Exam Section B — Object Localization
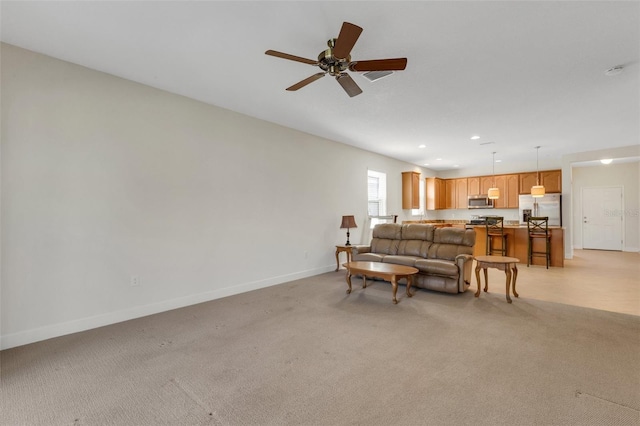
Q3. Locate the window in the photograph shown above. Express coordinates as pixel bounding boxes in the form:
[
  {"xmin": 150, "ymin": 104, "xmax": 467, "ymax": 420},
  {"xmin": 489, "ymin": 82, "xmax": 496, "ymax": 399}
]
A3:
[
  {"xmin": 367, "ymin": 170, "xmax": 387, "ymax": 228},
  {"xmin": 411, "ymin": 178, "xmax": 425, "ymax": 216}
]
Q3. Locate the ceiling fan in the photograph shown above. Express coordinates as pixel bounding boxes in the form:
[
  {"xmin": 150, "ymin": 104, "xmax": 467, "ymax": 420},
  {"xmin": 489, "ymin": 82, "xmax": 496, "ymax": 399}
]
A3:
[{"xmin": 265, "ymin": 22, "xmax": 407, "ymax": 97}]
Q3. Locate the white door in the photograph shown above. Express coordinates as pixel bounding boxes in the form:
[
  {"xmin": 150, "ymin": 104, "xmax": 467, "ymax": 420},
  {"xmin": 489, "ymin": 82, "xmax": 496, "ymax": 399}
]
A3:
[{"xmin": 582, "ymin": 187, "xmax": 623, "ymax": 250}]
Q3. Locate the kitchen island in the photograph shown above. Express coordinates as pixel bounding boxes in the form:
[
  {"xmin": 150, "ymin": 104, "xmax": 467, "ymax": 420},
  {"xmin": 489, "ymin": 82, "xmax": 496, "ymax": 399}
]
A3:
[{"xmin": 471, "ymin": 225, "xmax": 564, "ymax": 267}]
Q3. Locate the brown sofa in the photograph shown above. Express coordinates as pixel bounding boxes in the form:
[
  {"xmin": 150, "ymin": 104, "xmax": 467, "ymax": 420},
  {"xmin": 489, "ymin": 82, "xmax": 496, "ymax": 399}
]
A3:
[{"xmin": 351, "ymin": 223, "xmax": 476, "ymax": 294}]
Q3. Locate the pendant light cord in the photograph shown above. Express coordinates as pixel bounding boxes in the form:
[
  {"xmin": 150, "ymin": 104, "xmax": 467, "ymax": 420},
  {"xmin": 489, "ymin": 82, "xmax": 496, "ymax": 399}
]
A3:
[{"xmin": 535, "ymin": 146, "xmax": 540, "ymax": 185}]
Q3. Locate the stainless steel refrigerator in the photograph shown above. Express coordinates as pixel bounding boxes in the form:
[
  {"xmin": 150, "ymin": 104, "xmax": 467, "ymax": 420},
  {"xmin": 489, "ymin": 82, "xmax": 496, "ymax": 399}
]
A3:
[{"xmin": 518, "ymin": 193, "xmax": 562, "ymax": 226}]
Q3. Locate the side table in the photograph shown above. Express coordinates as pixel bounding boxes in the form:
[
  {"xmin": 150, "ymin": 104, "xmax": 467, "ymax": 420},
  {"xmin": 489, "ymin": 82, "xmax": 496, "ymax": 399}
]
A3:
[
  {"xmin": 474, "ymin": 255, "xmax": 520, "ymax": 303},
  {"xmin": 335, "ymin": 245, "xmax": 353, "ymax": 271}
]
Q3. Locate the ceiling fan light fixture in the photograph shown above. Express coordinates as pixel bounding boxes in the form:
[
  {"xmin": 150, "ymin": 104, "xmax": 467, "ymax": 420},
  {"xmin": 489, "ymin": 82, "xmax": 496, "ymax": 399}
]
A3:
[{"xmin": 362, "ymin": 70, "xmax": 394, "ymax": 82}]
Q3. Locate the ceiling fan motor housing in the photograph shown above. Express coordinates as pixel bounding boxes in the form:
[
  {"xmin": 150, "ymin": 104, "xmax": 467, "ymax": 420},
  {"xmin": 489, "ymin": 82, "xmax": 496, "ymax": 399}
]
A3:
[{"xmin": 318, "ymin": 40, "xmax": 350, "ymax": 76}]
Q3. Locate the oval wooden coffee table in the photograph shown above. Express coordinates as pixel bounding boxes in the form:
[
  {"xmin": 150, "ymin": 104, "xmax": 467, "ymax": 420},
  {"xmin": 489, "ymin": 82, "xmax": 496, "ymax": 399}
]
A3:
[
  {"xmin": 343, "ymin": 261, "xmax": 418, "ymax": 304},
  {"xmin": 474, "ymin": 255, "xmax": 520, "ymax": 303}
]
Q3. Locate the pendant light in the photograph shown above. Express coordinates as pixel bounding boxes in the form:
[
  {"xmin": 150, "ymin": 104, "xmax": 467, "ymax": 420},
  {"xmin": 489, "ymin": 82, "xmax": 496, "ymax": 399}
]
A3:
[
  {"xmin": 487, "ymin": 151, "xmax": 500, "ymax": 200},
  {"xmin": 531, "ymin": 146, "xmax": 545, "ymax": 198}
]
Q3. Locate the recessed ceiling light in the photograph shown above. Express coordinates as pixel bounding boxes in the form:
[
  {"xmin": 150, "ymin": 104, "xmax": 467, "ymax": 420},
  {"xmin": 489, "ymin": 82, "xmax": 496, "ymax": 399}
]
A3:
[
  {"xmin": 436, "ymin": 158, "xmax": 442, "ymax": 161},
  {"xmin": 600, "ymin": 158, "xmax": 613, "ymax": 164},
  {"xmin": 605, "ymin": 66, "xmax": 624, "ymax": 77},
  {"xmin": 470, "ymin": 135, "xmax": 480, "ymax": 140},
  {"xmin": 418, "ymin": 144, "xmax": 426, "ymax": 148},
  {"xmin": 495, "ymin": 159, "xmax": 502, "ymax": 163},
  {"xmin": 424, "ymin": 163, "xmax": 430, "ymax": 166},
  {"xmin": 453, "ymin": 165, "xmax": 459, "ymax": 168}
]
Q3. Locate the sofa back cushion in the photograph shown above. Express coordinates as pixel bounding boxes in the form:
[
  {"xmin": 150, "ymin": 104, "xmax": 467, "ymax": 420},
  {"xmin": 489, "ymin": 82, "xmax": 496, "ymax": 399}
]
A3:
[
  {"xmin": 396, "ymin": 224, "xmax": 434, "ymax": 257},
  {"xmin": 428, "ymin": 228, "xmax": 476, "ymax": 260},
  {"xmin": 370, "ymin": 223, "xmax": 402, "ymax": 255},
  {"xmin": 401, "ymin": 224, "xmax": 435, "ymax": 241}
]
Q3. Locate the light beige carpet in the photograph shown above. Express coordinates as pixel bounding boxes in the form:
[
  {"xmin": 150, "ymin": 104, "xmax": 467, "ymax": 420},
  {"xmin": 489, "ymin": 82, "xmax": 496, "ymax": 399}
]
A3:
[{"xmin": 1, "ymin": 271, "xmax": 639, "ymax": 425}]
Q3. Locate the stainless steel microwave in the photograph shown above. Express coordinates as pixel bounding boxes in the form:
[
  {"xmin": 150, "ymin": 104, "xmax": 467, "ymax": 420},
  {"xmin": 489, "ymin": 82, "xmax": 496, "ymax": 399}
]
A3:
[{"xmin": 468, "ymin": 195, "xmax": 494, "ymax": 209}]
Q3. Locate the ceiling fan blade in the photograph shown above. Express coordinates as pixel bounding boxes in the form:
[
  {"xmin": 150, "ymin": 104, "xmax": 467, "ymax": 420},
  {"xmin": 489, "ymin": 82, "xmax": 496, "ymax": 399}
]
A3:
[
  {"xmin": 349, "ymin": 58, "xmax": 408, "ymax": 72},
  {"xmin": 286, "ymin": 73, "xmax": 326, "ymax": 91},
  {"xmin": 333, "ymin": 22, "xmax": 363, "ymax": 59},
  {"xmin": 336, "ymin": 73, "xmax": 363, "ymax": 97},
  {"xmin": 265, "ymin": 50, "xmax": 318, "ymax": 65}
]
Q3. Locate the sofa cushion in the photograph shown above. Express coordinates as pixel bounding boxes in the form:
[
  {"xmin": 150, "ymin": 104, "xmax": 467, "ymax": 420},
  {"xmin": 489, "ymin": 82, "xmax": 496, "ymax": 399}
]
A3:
[
  {"xmin": 351, "ymin": 253, "xmax": 386, "ymax": 262},
  {"xmin": 415, "ymin": 258, "xmax": 459, "ymax": 277},
  {"xmin": 397, "ymin": 239, "xmax": 431, "ymax": 258},
  {"xmin": 401, "ymin": 224, "xmax": 434, "ymax": 241},
  {"xmin": 370, "ymin": 238, "xmax": 399, "ymax": 255},
  {"xmin": 382, "ymin": 255, "xmax": 421, "ymax": 267},
  {"xmin": 428, "ymin": 228, "xmax": 475, "ymax": 260},
  {"xmin": 373, "ymin": 223, "xmax": 402, "ymax": 240}
]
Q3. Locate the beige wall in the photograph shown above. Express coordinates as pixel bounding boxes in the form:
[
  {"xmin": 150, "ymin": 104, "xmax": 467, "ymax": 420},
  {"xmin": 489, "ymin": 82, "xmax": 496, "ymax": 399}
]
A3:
[{"xmin": 0, "ymin": 44, "xmax": 429, "ymax": 349}]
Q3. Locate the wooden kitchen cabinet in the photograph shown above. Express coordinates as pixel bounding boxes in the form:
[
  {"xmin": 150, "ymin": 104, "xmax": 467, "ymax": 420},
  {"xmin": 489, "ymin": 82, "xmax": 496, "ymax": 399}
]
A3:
[
  {"xmin": 467, "ymin": 176, "xmax": 480, "ymax": 195},
  {"xmin": 480, "ymin": 176, "xmax": 495, "ymax": 195},
  {"xmin": 519, "ymin": 172, "xmax": 538, "ymax": 194},
  {"xmin": 455, "ymin": 178, "xmax": 468, "ymax": 209},
  {"xmin": 493, "ymin": 174, "xmax": 519, "ymax": 208},
  {"xmin": 426, "ymin": 177, "xmax": 446, "ymax": 210},
  {"xmin": 541, "ymin": 170, "xmax": 562, "ymax": 193},
  {"xmin": 402, "ymin": 171, "xmax": 420, "ymax": 209},
  {"xmin": 445, "ymin": 179, "xmax": 455, "ymax": 209},
  {"xmin": 505, "ymin": 174, "xmax": 519, "ymax": 207},
  {"xmin": 520, "ymin": 170, "xmax": 561, "ymax": 194}
]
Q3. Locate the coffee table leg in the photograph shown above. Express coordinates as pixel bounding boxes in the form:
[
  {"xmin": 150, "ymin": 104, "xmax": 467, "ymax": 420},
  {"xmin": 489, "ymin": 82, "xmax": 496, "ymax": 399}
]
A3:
[
  {"xmin": 504, "ymin": 267, "xmax": 512, "ymax": 303},
  {"xmin": 362, "ymin": 275, "xmax": 367, "ymax": 288},
  {"xmin": 391, "ymin": 276, "xmax": 398, "ymax": 304},
  {"xmin": 475, "ymin": 263, "xmax": 481, "ymax": 297},
  {"xmin": 406, "ymin": 275, "xmax": 414, "ymax": 298},
  {"xmin": 512, "ymin": 264, "xmax": 519, "ymax": 298},
  {"xmin": 345, "ymin": 269, "xmax": 352, "ymax": 294}
]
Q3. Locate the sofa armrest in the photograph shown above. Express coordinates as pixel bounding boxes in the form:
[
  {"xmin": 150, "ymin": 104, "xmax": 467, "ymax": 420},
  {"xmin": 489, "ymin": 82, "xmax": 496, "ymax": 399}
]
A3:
[
  {"xmin": 455, "ymin": 254, "xmax": 473, "ymax": 263},
  {"xmin": 350, "ymin": 245, "xmax": 370, "ymax": 255},
  {"xmin": 455, "ymin": 254, "xmax": 474, "ymax": 292}
]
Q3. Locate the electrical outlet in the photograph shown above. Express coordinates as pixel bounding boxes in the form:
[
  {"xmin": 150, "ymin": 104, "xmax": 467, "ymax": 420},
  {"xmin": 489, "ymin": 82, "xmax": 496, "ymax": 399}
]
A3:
[{"xmin": 130, "ymin": 275, "xmax": 140, "ymax": 287}]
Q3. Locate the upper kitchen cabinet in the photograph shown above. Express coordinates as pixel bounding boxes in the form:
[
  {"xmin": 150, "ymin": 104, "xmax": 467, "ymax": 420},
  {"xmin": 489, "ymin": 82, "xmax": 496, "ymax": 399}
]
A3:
[
  {"xmin": 467, "ymin": 176, "xmax": 480, "ymax": 195},
  {"xmin": 402, "ymin": 171, "xmax": 420, "ymax": 209},
  {"xmin": 519, "ymin": 172, "xmax": 538, "ymax": 194},
  {"xmin": 519, "ymin": 170, "xmax": 561, "ymax": 194},
  {"xmin": 540, "ymin": 170, "xmax": 562, "ymax": 193},
  {"xmin": 480, "ymin": 176, "xmax": 495, "ymax": 195},
  {"xmin": 493, "ymin": 174, "xmax": 519, "ymax": 208},
  {"xmin": 455, "ymin": 178, "xmax": 468, "ymax": 209},
  {"xmin": 445, "ymin": 179, "xmax": 455, "ymax": 209},
  {"xmin": 426, "ymin": 177, "xmax": 446, "ymax": 210}
]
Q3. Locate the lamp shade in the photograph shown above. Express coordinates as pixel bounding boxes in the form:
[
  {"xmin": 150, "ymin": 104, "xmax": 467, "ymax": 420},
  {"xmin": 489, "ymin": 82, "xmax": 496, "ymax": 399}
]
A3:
[
  {"xmin": 340, "ymin": 215, "xmax": 357, "ymax": 229},
  {"xmin": 531, "ymin": 185, "xmax": 545, "ymax": 198},
  {"xmin": 487, "ymin": 187, "xmax": 500, "ymax": 200}
]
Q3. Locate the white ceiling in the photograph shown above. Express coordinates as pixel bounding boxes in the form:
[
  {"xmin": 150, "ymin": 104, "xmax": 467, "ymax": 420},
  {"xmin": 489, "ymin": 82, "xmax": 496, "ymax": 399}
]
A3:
[{"xmin": 1, "ymin": 1, "xmax": 638, "ymax": 172}]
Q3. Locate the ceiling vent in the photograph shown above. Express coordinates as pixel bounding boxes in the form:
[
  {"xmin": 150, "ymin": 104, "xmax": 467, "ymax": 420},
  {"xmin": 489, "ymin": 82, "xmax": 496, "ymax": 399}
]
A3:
[{"xmin": 362, "ymin": 70, "xmax": 394, "ymax": 82}]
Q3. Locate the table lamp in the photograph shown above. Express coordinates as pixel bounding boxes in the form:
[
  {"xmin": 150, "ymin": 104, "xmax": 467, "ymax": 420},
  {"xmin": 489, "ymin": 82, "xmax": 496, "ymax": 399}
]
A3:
[{"xmin": 340, "ymin": 215, "xmax": 357, "ymax": 246}]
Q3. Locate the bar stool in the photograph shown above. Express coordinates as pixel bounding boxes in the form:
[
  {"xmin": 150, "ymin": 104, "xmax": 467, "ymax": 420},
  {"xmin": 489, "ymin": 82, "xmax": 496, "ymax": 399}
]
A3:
[
  {"xmin": 485, "ymin": 216, "xmax": 507, "ymax": 256},
  {"xmin": 527, "ymin": 216, "xmax": 551, "ymax": 268}
]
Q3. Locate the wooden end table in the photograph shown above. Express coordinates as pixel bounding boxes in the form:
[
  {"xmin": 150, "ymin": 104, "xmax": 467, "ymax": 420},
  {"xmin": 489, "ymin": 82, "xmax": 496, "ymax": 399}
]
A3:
[
  {"xmin": 343, "ymin": 261, "xmax": 418, "ymax": 304},
  {"xmin": 474, "ymin": 255, "xmax": 520, "ymax": 303},
  {"xmin": 335, "ymin": 245, "xmax": 353, "ymax": 271}
]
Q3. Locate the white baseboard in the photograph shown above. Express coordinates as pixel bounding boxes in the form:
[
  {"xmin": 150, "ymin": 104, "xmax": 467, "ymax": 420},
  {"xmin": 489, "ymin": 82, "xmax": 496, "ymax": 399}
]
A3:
[
  {"xmin": 0, "ymin": 265, "xmax": 334, "ymax": 350},
  {"xmin": 623, "ymin": 247, "xmax": 639, "ymax": 252}
]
